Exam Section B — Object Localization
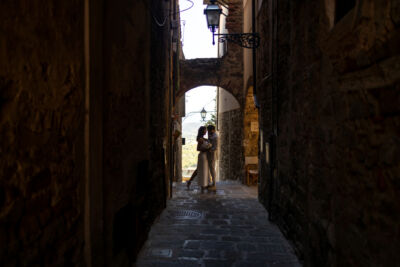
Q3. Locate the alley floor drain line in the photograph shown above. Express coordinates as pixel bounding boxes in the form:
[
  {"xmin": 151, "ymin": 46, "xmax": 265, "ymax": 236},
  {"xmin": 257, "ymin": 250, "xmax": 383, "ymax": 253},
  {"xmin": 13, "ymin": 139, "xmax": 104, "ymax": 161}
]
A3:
[{"xmin": 168, "ymin": 209, "xmax": 203, "ymax": 219}]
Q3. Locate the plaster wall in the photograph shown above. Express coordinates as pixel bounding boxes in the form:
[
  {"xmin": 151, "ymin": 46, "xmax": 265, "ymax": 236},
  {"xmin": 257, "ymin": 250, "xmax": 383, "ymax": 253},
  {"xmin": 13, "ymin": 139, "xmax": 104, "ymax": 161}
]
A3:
[
  {"xmin": 243, "ymin": 0, "xmax": 253, "ymax": 93},
  {"xmin": 218, "ymin": 87, "xmax": 240, "ymax": 113}
]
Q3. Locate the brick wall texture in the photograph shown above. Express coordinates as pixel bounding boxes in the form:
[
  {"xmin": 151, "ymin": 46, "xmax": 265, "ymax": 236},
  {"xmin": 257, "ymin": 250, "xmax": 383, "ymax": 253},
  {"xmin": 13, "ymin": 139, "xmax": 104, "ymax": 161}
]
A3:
[{"xmin": 257, "ymin": 0, "xmax": 400, "ymax": 266}]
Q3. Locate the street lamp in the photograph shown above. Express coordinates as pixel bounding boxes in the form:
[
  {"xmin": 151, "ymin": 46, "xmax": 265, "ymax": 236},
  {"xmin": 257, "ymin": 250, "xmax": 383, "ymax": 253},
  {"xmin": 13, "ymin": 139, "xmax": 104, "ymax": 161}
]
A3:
[
  {"xmin": 204, "ymin": 0, "xmax": 260, "ymax": 48},
  {"xmin": 204, "ymin": 0, "xmax": 260, "ymax": 108},
  {"xmin": 200, "ymin": 108, "xmax": 207, "ymax": 121},
  {"xmin": 204, "ymin": 2, "xmax": 222, "ymax": 45}
]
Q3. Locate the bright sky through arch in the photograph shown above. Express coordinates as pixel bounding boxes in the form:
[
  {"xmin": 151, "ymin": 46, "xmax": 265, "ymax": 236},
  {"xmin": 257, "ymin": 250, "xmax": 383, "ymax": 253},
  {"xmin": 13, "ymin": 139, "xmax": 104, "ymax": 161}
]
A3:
[
  {"xmin": 180, "ymin": 0, "xmax": 217, "ymax": 59},
  {"xmin": 179, "ymin": 0, "xmax": 218, "ymax": 124},
  {"xmin": 184, "ymin": 86, "xmax": 217, "ymax": 123}
]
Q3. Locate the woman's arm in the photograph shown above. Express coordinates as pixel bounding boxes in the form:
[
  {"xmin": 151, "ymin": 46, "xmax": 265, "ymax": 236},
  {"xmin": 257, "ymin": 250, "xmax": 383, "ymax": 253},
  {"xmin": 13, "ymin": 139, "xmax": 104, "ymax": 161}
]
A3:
[
  {"xmin": 196, "ymin": 138, "xmax": 203, "ymax": 151},
  {"xmin": 197, "ymin": 138, "xmax": 209, "ymax": 152}
]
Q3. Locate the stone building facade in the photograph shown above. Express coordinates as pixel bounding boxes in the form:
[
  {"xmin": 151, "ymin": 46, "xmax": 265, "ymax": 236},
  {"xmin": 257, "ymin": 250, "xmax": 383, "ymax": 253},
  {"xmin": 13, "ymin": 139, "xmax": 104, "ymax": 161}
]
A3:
[
  {"xmin": 243, "ymin": 86, "xmax": 259, "ymax": 180},
  {"xmin": 217, "ymin": 88, "xmax": 243, "ymax": 181},
  {"xmin": 0, "ymin": 0, "xmax": 180, "ymax": 266},
  {"xmin": 256, "ymin": 0, "xmax": 400, "ymax": 266}
]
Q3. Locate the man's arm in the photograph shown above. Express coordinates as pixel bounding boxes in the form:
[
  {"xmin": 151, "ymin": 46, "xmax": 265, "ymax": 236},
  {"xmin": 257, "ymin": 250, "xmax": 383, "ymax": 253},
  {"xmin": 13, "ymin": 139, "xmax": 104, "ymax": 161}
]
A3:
[{"xmin": 197, "ymin": 139, "xmax": 211, "ymax": 152}]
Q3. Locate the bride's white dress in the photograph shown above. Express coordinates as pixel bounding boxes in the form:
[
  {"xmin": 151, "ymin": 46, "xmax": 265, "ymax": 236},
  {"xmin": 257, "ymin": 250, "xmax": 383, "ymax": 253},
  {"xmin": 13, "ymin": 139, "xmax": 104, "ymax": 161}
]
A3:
[{"xmin": 197, "ymin": 140, "xmax": 211, "ymax": 187}]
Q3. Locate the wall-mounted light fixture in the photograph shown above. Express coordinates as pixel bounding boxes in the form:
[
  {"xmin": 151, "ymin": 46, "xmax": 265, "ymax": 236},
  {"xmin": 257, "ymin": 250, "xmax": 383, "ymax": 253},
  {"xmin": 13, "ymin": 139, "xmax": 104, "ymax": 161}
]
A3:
[
  {"xmin": 204, "ymin": 2, "xmax": 222, "ymax": 45},
  {"xmin": 204, "ymin": 0, "xmax": 260, "ymax": 108},
  {"xmin": 204, "ymin": 0, "xmax": 260, "ymax": 48}
]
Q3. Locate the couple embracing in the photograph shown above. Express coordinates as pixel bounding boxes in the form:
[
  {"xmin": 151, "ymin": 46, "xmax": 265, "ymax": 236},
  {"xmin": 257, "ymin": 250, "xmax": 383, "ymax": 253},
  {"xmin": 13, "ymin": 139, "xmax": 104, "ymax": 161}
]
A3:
[{"xmin": 187, "ymin": 124, "xmax": 218, "ymax": 193}]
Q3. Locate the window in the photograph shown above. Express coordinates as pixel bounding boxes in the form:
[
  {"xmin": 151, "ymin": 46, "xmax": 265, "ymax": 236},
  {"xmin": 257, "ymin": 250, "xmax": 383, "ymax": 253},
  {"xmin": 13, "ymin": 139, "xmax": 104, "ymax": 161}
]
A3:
[{"xmin": 335, "ymin": 0, "xmax": 356, "ymax": 23}]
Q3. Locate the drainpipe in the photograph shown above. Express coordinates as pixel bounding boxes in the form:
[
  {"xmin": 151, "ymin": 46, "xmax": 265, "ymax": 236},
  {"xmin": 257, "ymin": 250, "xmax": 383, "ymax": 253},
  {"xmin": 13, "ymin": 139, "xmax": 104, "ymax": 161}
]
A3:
[
  {"xmin": 252, "ymin": 0, "xmax": 258, "ymax": 108},
  {"xmin": 168, "ymin": 0, "xmax": 174, "ymax": 198}
]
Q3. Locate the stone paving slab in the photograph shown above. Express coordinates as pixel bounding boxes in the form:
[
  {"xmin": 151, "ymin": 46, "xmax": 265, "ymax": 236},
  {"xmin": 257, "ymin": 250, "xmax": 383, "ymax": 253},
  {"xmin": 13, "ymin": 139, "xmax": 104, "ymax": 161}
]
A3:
[{"xmin": 134, "ymin": 181, "xmax": 302, "ymax": 267}]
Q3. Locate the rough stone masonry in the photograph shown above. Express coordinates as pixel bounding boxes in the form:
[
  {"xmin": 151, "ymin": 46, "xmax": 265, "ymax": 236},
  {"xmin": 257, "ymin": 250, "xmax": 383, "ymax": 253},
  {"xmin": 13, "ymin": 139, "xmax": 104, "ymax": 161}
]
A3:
[{"xmin": 256, "ymin": 0, "xmax": 400, "ymax": 266}]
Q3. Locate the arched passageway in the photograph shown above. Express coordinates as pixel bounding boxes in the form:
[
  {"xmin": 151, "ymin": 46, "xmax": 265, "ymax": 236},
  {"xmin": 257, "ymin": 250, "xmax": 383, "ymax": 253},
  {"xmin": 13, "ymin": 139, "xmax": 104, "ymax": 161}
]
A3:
[
  {"xmin": 178, "ymin": 86, "xmax": 245, "ymax": 183},
  {"xmin": 178, "ymin": 86, "xmax": 217, "ymax": 182},
  {"xmin": 179, "ymin": 57, "xmax": 244, "ymax": 106}
]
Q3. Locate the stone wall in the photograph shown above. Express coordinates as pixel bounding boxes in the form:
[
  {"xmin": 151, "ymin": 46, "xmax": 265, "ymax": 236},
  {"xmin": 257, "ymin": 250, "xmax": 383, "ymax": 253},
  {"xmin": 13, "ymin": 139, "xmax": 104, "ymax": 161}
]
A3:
[
  {"xmin": 257, "ymin": 0, "xmax": 400, "ymax": 266},
  {"xmin": 0, "ymin": 0, "xmax": 177, "ymax": 266},
  {"xmin": 243, "ymin": 86, "xmax": 259, "ymax": 160},
  {"xmin": 218, "ymin": 109, "xmax": 244, "ymax": 181},
  {"xmin": 0, "ymin": 1, "xmax": 85, "ymax": 266},
  {"xmin": 179, "ymin": 56, "xmax": 244, "ymax": 104}
]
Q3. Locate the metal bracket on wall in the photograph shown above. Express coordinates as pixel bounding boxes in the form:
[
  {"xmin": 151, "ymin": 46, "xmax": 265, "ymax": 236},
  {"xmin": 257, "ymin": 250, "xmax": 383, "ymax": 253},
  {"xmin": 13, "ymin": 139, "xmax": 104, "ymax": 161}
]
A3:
[{"xmin": 215, "ymin": 33, "xmax": 260, "ymax": 49}]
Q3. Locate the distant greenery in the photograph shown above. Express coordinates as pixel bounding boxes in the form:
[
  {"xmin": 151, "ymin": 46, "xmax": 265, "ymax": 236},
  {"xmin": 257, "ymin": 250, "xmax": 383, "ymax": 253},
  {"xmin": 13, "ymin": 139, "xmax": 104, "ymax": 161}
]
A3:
[
  {"xmin": 182, "ymin": 142, "xmax": 198, "ymax": 169},
  {"xmin": 205, "ymin": 113, "xmax": 216, "ymax": 127},
  {"xmin": 182, "ymin": 122, "xmax": 199, "ymax": 174},
  {"xmin": 182, "ymin": 97, "xmax": 216, "ymax": 175}
]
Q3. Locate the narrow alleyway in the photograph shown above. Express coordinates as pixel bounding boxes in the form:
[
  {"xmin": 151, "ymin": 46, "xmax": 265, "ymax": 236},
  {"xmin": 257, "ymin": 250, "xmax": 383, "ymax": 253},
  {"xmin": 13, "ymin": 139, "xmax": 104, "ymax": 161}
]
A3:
[{"xmin": 135, "ymin": 182, "xmax": 301, "ymax": 267}]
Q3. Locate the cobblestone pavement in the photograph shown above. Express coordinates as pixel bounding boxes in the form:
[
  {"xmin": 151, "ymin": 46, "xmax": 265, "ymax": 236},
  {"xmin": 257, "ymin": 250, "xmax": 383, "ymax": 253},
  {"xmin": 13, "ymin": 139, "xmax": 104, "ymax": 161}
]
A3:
[{"xmin": 135, "ymin": 181, "xmax": 302, "ymax": 267}]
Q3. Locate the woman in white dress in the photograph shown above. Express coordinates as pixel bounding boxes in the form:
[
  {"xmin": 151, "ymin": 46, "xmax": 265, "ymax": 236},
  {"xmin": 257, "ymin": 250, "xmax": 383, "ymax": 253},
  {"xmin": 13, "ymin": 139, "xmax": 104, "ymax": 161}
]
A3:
[{"xmin": 186, "ymin": 126, "xmax": 211, "ymax": 192}]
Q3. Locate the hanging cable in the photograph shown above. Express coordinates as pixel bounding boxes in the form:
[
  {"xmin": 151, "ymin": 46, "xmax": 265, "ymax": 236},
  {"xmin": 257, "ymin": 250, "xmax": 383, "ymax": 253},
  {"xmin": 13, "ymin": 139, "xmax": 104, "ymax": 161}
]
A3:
[
  {"xmin": 144, "ymin": 0, "xmax": 195, "ymax": 28},
  {"xmin": 177, "ymin": 0, "xmax": 194, "ymax": 14},
  {"xmin": 153, "ymin": 13, "xmax": 168, "ymax": 27},
  {"xmin": 143, "ymin": 0, "xmax": 168, "ymax": 27}
]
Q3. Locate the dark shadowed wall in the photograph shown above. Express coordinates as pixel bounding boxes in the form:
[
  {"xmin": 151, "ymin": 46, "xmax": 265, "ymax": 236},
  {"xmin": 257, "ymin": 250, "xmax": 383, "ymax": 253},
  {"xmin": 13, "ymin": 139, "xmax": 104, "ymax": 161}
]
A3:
[
  {"xmin": 0, "ymin": 0, "xmax": 177, "ymax": 266},
  {"xmin": 89, "ymin": 0, "xmax": 175, "ymax": 265},
  {"xmin": 0, "ymin": 1, "xmax": 85, "ymax": 265},
  {"xmin": 257, "ymin": 0, "xmax": 400, "ymax": 266}
]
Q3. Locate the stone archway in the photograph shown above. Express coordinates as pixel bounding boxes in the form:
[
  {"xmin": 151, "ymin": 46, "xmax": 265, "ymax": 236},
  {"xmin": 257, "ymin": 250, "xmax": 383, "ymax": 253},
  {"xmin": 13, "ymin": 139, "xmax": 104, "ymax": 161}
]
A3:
[
  {"xmin": 177, "ymin": 85, "xmax": 245, "ymax": 182},
  {"xmin": 178, "ymin": 38, "xmax": 245, "ymax": 183},
  {"xmin": 179, "ymin": 56, "xmax": 244, "ymax": 106},
  {"xmin": 178, "ymin": 0, "xmax": 244, "ymax": 105}
]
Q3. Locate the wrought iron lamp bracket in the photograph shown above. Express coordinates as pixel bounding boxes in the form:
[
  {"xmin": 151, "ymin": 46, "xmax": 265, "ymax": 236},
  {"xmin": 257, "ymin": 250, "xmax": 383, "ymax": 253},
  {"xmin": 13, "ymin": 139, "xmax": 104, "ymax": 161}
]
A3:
[{"xmin": 214, "ymin": 33, "xmax": 260, "ymax": 49}]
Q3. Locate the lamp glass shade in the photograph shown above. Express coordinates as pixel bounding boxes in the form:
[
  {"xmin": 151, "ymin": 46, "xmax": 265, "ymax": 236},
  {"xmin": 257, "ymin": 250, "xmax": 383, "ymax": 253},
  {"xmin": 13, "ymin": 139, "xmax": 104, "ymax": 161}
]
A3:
[
  {"xmin": 200, "ymin": 108, "xmax": 207, "ymax": 121},
  {"xmin": 204, "ymin": 4, "xmax": 222, "ymax": 31}
]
